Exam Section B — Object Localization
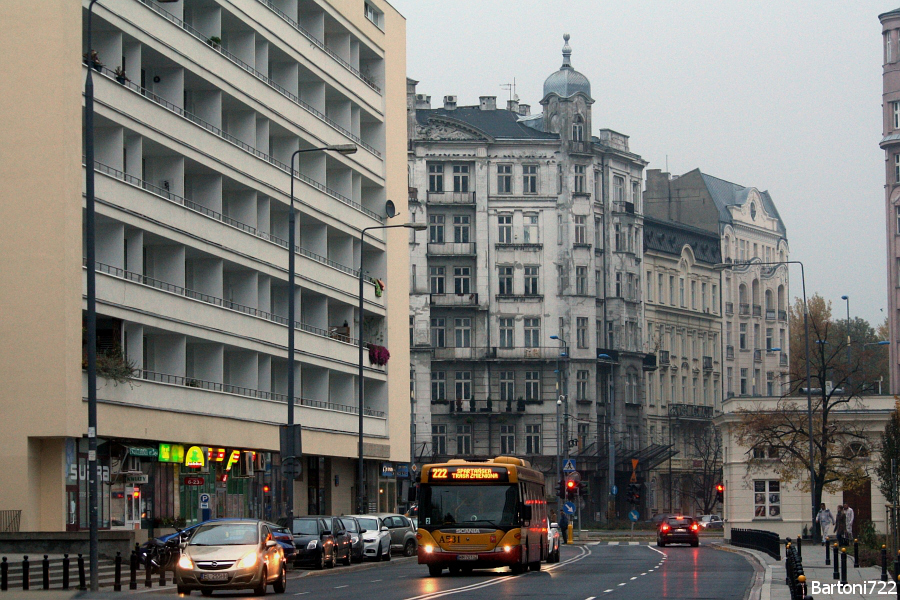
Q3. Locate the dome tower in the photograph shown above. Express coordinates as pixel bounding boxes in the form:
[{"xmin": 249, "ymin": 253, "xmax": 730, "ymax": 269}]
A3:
[{"xmin": 541, "ymin": 34, "xmax": 594, "ymax": 145}]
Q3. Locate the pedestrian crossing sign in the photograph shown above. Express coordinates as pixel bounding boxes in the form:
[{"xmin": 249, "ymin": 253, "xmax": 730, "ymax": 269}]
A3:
[{"xmin": 563, "ymin": 459, "xmax": 576, "ymax": 473}]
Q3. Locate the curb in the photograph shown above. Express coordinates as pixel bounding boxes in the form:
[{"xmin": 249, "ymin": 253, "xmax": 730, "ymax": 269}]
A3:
[{"xmin": 713, "ymin": 543, "xmax": 772, "ymax": 600}]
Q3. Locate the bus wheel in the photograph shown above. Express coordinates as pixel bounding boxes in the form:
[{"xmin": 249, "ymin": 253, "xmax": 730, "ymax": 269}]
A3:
[
  {"xmin": 448, "ymin": 566, "xmax": 460, "ymax": 576},
  {"xmin": 510, "ymin": 563, "xmax": 525, "ymax": 575},
  {"xmin": 529, "ymin": 560, "xmax": 541, "ymax": 572},
  {"xmin": 427, "ymin": 565, "xmax": 442, "ymax": 577}
]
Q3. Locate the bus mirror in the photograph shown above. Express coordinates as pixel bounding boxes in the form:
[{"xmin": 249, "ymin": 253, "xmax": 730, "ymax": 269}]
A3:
[{"xmin": 521, "ymin": 504, "xmax": 532, "ymax": 522}]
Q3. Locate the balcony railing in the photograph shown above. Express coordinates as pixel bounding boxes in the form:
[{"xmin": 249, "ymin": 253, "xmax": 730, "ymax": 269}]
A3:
[
  {"xmin": 739, "ymin": 303, "xmax": 750, "ymax": 316},
  {"xmin": 430, "ymin": 293, "xmax": 479, "ymax": 307},
  {"xmin": 432, "ymin": 347, "xmax": 479, "ymax": 360},
  {"xmin": 726, "ymin": 345, "xmax": 734, "ymax": 359},
  {"xmin": 488, "ymin": 346, "xmax": 563, "ymax": 360},
  {"xmin": 494, "ymin": 243, "xmax": 543, "ymax": 251},
  {"xmin": 702, "ymin": 356, "xmax": 713, "ymax": 371},
  {"xmin": 425, "ymin": 191, "xmax": 476, "ymax": 204},
  {"xmin": 440, "ymin": 398, "xmax": 528, "ymax": 414},
  {"xmin": 90, "ymin": 160, "xmax": 375, "ymax": 284},
  {"xmin": 139, "ymin": 370, "xmax": 384, "ymax": 417},
  {"xmin": 752, "ymin": 305, "xmax": 762, "ymax": 317},
  {"xmin": 427, "ymin": 242, "xmax": 476, "ymax": 256},
  {"xmin": 138, "ymin": 0, "xmax": 382, "ymax": 157},
  {"xmin": 778, "ymin": 310, "xmax": 788, "ymax": 321},
  {"xmin": 725, "ymin": 302, "xmax": 734, "ymax": 315},
  {"xmin": 668, "ymin": 403, "xmax": 714, "ymax": 420},
  {"xmin": 765, "ymin": 309, "xmax": 776, "ymax": 321},
  {"xmin": 659, "ymin": 350, "xmax": 671, "ymax": 366}
]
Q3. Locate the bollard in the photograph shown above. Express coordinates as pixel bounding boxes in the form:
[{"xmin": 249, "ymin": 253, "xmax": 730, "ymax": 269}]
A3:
[
  {"xmin": 854, "ymin": 539, "xmax": 859, "ymax": 568},
  {"xmin": 825, "ymin": 538, "xmax": 831, "ymax": 565},
  {"xmin": 840, "ymin": 547, "xmax": 848, "ymax": 585},
  {"xmin": 144, "ymin": 552, "xmax": 152, "ymax": 588},
  {"xmin": 884, "ymin": 545, "xmax": 890, "ymax": 582},
  {"xmin": 114, "ymin": 551, "xmax": 122, "ymax": 592},
  {"xmin": 1, "ymin": 557, "xmax": 7, "ymax": 591},
  {"xmin": 798, "ymin": 574, "xmax": 806, "ymax": 598},
  {"xmin": 77, "ymin": 553, "xmax": 86, "ymax": 591},
  {"xmin": 22, "ymin": 556, "xmax": 29, "ymax": 591},
  {"xmin": 833, "ymin": 544, "xmax": 840, "ymax": 580},
  {"xmin": 159, "ymin": 555, "xmax": 166, "ymax": 587},
  {"xmin": 42, "ymin": 555, "xmax": 49, "ymax": 590},
  {"xmin": 62, "ymin": 553, "xmax": 70, "ymax": 590},
  {"xmin": 129, "ymin": 550, "xmax": 138, "ymax": 590},
  {"xmin": 796, "ymin": 536, "xmax": 802, "ymax": 560}
]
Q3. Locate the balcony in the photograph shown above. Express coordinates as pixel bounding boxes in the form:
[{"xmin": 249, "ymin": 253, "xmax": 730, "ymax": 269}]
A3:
[
  {"xmin": 427, "ymin": 242, "xmax": 476, "ymax": 256},
  {"xmin": 739, "ymin": 303, "xmax": 750, "ymax": 316},
  {"xmin": 487, "ymin": 346, "xmax": 562, "ymax": 360},
  {"xmin": 779, "ymin": 310, "xmax": 788, "ymax": 321},
  {"xmin": 441, "ymin": 398, "xmax": 528, "ymax": 414},
  {"xmin": 430, "ymin": 293, "xmax": 479, "ymax": 307},
  {"xmin": 409, "ymin": 187, "xmax": 419, "ymax": 203},
  {"xmin": 668, "ymin": 403, "xmax": 714, "ymax": 421},
  {"xmin": 726, "ymin": 345, "xmax": 734, "ymax": 359},
  {"xmin": 597, "ymin": 349, "xmax": 620, "ymax": 363},
  {"xmin": 725, "ymin": 302, "xmax": 734, "ymax": 315},
  {"xmin": 766, "ymin": 309, "xmax": 776, "ymax": 321},
  {"xmin": 569, "ymin": 140, "xmax": 592, "ymax": 154},
  {"xmin": 752, "ymin": 305, "xmax": 762, "ymax": 317},
  {"xmin": 495, "ymin": 294, "xmax": 543, "ymax": 302},
  {"xmin": 426, "ymin": 191, "xmax": 475, "ymax": 204},
  {"xmin": 494, "ymin": 243, "xmax": 543, "ymax": 252},
  {"xmin": 702, "ymin": 356, "xmax": 713, "ymax": 371},
  {"xmin": 432, "ymin": 347, "xmax": 480, "ymax": 361},
  {"xmin": 658, "ymin": 350, "xmax": 670, "ymax": 366},
  {"xmin": 643, "ymin": 353, "xmax": 658, "ymax": 371}
]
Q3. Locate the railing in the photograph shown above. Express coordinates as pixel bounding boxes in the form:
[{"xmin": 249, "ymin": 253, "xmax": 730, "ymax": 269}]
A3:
[
  {"xmin": 90, "ymin": 160, "xmax": 375, "ymax": 283},
  {"xmin": 426, "ymin": 191, "xmax": 476, "ymax": 204},
  {"xmin": 730, "ymin": 528, "xmax": 781, "ymax": 561},
  {"xmin": 667, "ymin": 404, "xmax": 714, "ymax": 420},
  {"xmin": 430, "ymin": 293, "xmax": 479, "ymax": 307},
  {"xmin": 778, "ymin": 310, "xmax": 788, "ymax": 321},
  {"xmin": 766, "ymin": 309, "xmax": 776, "ymax": 320},
  {"xmin": 739, "ymin": 303, "xmax": 750, "ymax": 316},
  {"xmin": 659, "ymin": 350, "xmax": 670, "ymax": 366},
  {"xmin": 726, "ymin": 345, "xmax": 734, "ymax": 359},
  {"xmin": 432, "ymin": 347, "xmax": 479, "ymax": 360},
  {"xmin": 88, "ymin": 259, "xmax": 364, "ymax": 346},
  {"xmin": 254, "ymin": 0, "xmax": 382, "ymax": 93},
  {"xmin": 725, "ymin": 302, "xmax": 734, "ymax": 315},
  {"xmin": 495, "ymin": 243, "xmax": 543, "ymax": 251},
  {"xmin": 702, "ymin": 356, "xmax": 713, "ymax": 371},
  {"xmin": 139, "ymin": 370, "xmax": 384, "ymax": 417},
  {"xmin": 493, "ymin": 346, "xmax": 562, "ymax": 360},
  {"xmin": 137, "ymin": 0, "xmax": 382, "ymax": 158},
  {"xmin": 752, "ymin": 305, "xmax": 762, "ymax": 317},
  {"xmin": 427, "ymin": 242, "xmax": 476, "ymax": 256},
  {"xmin": 90, "ymin": 65, "xmax": 382, "ymax": 222},
  {"xmin": 0, "ymin": 510, "xmax": 21, "ymax": 533}
]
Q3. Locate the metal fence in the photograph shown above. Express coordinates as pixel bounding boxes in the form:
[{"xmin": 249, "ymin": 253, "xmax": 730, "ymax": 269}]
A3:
[{"xmin": 730, "ymin": 527, "xmax": 781, "ymax": 560}]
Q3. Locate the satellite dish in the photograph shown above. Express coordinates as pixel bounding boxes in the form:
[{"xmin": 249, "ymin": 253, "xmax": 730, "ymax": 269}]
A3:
[{"xmin": 385, "ymin": 200, "xmax": 396, "ymax": 218}]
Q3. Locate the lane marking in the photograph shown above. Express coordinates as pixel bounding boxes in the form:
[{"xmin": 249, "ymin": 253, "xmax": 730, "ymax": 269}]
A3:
[
  {"xmin": 630, "ymin": 576, "xmax": 637, "ymax": 580},
  {"xmin": 586, "ymin": 597, "xmax": 596, "ymax": 600},
  {"xmin": 293, "ymin": 593, "xmax": 309, "ymax": 596},
  {"xmin": 372, "ymin": 579, "xmax": 383, "ymax": 582},
  {"xmin": 617, "ymin": 582, "xmax": 626, "ymax": 586},
  {"xmin": 335, "ymin": 585, "xmax": 348, "ymax": 589},
  {"xmin": 604, "ymin": 590, "xmax": 614, "ymax": 594},
  {"xmin": 608, "ymin": 542, "xmax": 619, "ymax": 546},
  {"xmin": 628, "ymin": 542, "xmax": 639, "ymax": 546}
]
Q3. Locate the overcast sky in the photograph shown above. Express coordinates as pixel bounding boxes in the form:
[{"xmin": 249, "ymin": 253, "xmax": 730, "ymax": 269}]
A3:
[{"xmin": 391, "ymin": 0, "xmax": 891, "ymax": 329}]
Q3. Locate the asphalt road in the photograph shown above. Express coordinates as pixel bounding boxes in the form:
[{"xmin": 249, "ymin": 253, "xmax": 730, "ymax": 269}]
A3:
[{"xmin": 82, "ymin": 541, "xmax": 753, "ymax": 600}]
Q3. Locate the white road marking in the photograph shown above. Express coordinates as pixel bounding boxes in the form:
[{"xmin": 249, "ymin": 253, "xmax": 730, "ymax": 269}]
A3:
[
  {"xmin": 630, "ymin": 576, "xmax": 637, "ymax": 580},
  {"xmin": 628, "ymin": 542, "xmax": 639, "ymax": 546},
  {"xmin": 293, "ymin": 593, "xmax": 309, "ymax": 596},
  {"xmin": 608, "ymin": 541, "xmax": 619, "ymax": 545},
  {"xmin": 586, "ymin": 597, "xmax": 596, "ymax": 600},
  {"xmin": 604, "ymin": 590, "xmax": 614, "ymax": 594},
  {"xmin": 372, "ymin": 579, "xmax": 382, "ymax": 582},
  {"xmin": 617, "ymin": 582, "xmax": 626, "ymax": 586},
  {"xmin": 335, "ymin": 585, "xmax": 348, "ymax": 589}
]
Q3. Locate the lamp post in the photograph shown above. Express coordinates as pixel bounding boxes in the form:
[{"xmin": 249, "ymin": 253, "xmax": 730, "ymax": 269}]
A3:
[
  {"xmin": 598, "ymin": 353, "xmax": 614, "ymax": 523},
  {"xmin": 715, "ymin": 259, "xmax": 813, "ymax": 538},
  {"xmin": 285, "ymin": 143, "xmax": 357, "ymax": 520},
  {"xmin": 550, "ymin": 334, "xmax": 567, "ymax": 516},
  {"xmin": 842, "ymin": 295, "xmax": 851, "ymax": 394},
  {"xmin": 357, "ymin": 222, "xmax": 426, "ymax": 515}
]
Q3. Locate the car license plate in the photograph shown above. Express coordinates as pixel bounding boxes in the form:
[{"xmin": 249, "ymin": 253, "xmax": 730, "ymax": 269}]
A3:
[
  {"xmin": 200, "ymin": 573, "xmax": 229, "ymax": 581},
  {"xmin": 457, "ymin": 554, "xmax": 477, "ymax": 561},
  {"xmin": 675, "ymin": 528, "xmax": 686, "ymax": 532}
]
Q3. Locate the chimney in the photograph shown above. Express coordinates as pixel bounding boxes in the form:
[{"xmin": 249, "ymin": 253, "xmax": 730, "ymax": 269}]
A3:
[
  {"xmin": 443, "ymin": 95, "xmax": 457, "ymax": 110},
  {"xmin": 415, "ymin": 94, "xmax": 431, "ymax": 109},
  {"xmin": 518, "ymin": 104, "xmax": 530, "ymax": 116},
  {"xmin": 507, "ymin": 99, "xmax": 519, "ymax": 113},
  {"xmin": 479, "ymin": 96, "xmax": 497, "ymax": 111}
]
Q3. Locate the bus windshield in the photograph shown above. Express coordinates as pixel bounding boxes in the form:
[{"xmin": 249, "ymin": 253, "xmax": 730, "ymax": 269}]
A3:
[{"xmin": 419, "ymin": 484, "xmax": 518, "ymax": 528}]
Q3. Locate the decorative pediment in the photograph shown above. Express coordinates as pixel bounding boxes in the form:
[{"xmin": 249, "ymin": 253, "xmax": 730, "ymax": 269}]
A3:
[{"xmin": 416, "ymin": 117, "xmax": 490, "ymax": 142}]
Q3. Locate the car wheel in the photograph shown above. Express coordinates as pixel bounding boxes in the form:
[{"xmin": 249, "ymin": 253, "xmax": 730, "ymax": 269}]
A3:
[
  {"xmin": 341, "ymin": 549, "xmax": 351, "ymax": 566},
  {"xmin": 657, "ymin": 540, "xmax": 665, "ymax": 547},
  {"xmin": 273, "ymin": 564, "xmax": 287, "ymax": 594},
  {"xmin": 404, "ymin": 540, "xmax": 416, "ymax": 557},
  {"xmin": 200, "ymin": 590, "xmax": 213, "ymax": 597},
  {"xmin": 253, "ymin": 568, "xmax": 267, "ymax": 596},
  {"xmin": 427, "ymin": 565, "xmax": 442, "ymax": 577},
  {"xmin": 374, "ymin": 543, "xmax": 382, "ymax": 561},
  {"xmin": 316, "ymin": 551, "xmax": 325, "ymax": 570},
  {"xmin": 383, "ymin": 542, "xmax": 391, "ymax": 561},
  {"xmin": 510, "ymin": 563, "xmax": 525, "ymax": 575},
  {"xmin": 327, "ymin": 550, "xmax": 336, "ymax": 568},
  {"xmin": 178, "ymin": 586, "xmax": 192, "ymax": 595}
]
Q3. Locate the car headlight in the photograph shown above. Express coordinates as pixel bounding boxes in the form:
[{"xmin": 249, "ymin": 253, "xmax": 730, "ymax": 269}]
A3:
[
  {"xmin": 306, "ymin": 540, "xmax": 318, "ymax": 549},
  {"xmin": 363, "ymin": 537, "xmax": 375, "ymax": 544},
  {"xmin": 351, "ymin": 536, "xmax": 359, "ymax": 544},
  {"xmin": 237, "ymin": 552, "xmax": 258, "ymax": 569},
  {"xmin": 177, "ymin": 555, "xmax": 193, "ymax": 570}
]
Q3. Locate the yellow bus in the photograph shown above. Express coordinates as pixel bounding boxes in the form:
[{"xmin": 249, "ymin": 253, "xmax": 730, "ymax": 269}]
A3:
[{"xmin": 415, "ymin": 456, "xmax": 548, "ymax": 576}]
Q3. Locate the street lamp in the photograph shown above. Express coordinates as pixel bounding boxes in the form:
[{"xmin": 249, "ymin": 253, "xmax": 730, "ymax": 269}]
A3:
[
  {"xmin": 842, "ymin": 295, "xmax": 851, "ymax": 393},
  {"xmin": 285, "ymin": 143, "xmax": 357, "ymax": 520},
  {"xmin": 357, "ymin": 222, "xmax": 426, "ymax": 515},
  {"xmin": 715, "ymin": 259, "xmax": 814, "ymax": 538},
  {"xmin": 598, "ymin": 352, "xmax": 614, "ymax": 523},
  {"xmin": 550, "ymin": 334, "xmax": 568, "ymax": 516}
]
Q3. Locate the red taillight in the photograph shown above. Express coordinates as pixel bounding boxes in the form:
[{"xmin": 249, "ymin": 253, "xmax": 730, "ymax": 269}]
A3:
[
  {"xmin": 691, "ymin": 523, "xmax": 699, "ymax": 532},
  {"xmin": 416, "ymin": 533, "xmax": 423, "ymax": 540},
  {"xmin": 660, "ymin": 524, "xmax": 670, "ymax": 532}
]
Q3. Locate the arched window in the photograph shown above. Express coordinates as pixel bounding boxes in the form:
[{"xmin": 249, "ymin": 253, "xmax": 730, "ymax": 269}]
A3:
[
  {"xmin": 572, "ymin": 115, "xmax": 584, "ymax": 142},
  {"xmin": 751, "ymin": 279, "xmax": 760, "ymax": 306},
  {"xmin": 844, "ymin": 442, "xmax": 869, "ymax": 459},
  {"xmin": 739, "ymin": 284, "xmax": 749, "ymax": 306},
  {"xmin": 765, "ymin": 290, "xmax": 774, "ymax": 311}
]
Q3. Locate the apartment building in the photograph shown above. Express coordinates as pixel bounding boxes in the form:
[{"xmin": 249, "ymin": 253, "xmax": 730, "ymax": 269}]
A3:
[
  {"xmin": 0, "ymin": 0, "xmax": 408, "ymax": 533},
  {"xmin": 407, "ymin": 36, "xmax": 648, "ymax": 522}
]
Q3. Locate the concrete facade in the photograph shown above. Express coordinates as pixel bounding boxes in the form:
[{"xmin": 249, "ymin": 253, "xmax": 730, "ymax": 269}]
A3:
[{"xmin": 881, "ymin": 8, "xmax": 900, "ymax": 397}]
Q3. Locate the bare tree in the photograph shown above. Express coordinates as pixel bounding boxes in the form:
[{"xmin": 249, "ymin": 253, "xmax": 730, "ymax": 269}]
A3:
[{"xmin": 687, "ymin": 425, "xmax": 723, "ymax": 515}]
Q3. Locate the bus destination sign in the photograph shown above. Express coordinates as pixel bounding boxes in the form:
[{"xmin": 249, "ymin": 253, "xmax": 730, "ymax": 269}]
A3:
[{"xmin": 429, "ymin": 466, "xmax": 509, "ymax": 482}]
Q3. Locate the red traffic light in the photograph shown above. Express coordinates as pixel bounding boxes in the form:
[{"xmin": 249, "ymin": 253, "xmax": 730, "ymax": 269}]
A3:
[
  {"xmin": 566, "ymin": 479, "xmax": 576, "ymax": 490},
  {"xmin": 716, "ymin": 484, "xmax": 724, "ymax": 493},
  {"xmin": 262, "ymin": 485, "xmax": 271, "ymax": 494}
]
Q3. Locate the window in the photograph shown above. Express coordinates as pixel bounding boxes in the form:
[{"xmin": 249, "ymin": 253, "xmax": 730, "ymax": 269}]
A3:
[
  {"xmin": 595, "ymin": 270, "xmax": 601, "ymax": 296},
  {"xmin": 525, "ymin": 424, "xmax": 541, "ymax": 454},
  {"xmin": 452, "ymin": 165, "xmax": 469, "ymax": 192},
  {"xmin": 524, "ymin": 266, "xmax": 539, "ymax": 295},
  {"xmin": 576, "ymin": 266, "xmax": 588, "ymax": 295},
  {"xmin": 525, "ymin": 372, "xmax": 540, "ymax": 400},
  {"xmin": 739, "ymin": 323, "xmax": 747, "ymax": 350},
  {"xmin": 646, "ymin": 271, "xmax": 653, "ymax": 302},
  {"xmin": 524, "ymin": 214, "xmax": 539, "ymax": 243},
  {"xmin": 429, "ymin": 266, "xmax": 445, "ymax": 294},
  {"xmin": 576, "ymin": 370, "xmax": 589, "ymax": 400},
  {"xmin": 627, "ymin": 273, "xmax": 635, "ymax": 300},
  {"xmin": 524, "ymin": 318, "xmax": 541, "ymax": 348},
  {"xmin": 691, "ymin": 280, "xmax": 697, "ymax": 309},
  {"xmin": 577, "ymin": 317, "xmax": 588, "ymax": 348},
  {"xmin": 572, "ymin": 116, "xmax": 584, "ymax": 142},
  {"xmin": 456, "ymin": 425, "xmax": 472, "ymax": 455},
  {"xmin": 594, "ymin": 170, "xmax": 602, "ymax": 200},
  {"xmin": 888, "ymin": 32, "xmax": 894, "ymax": 64},
  {"xmin": 712, "ymin": 284, "xmax": 718, "ymax": 312},
  {"xmin": 895, "ymin": 154, "xmax": 899, "ymax": 183},
  {"xmin": 500, "ymin": 371, "xmax": 515, "ymax": 401},
  {"xmin": 428, "ymin": 164, "xmax": 444, "ymax": 192},
  {"xmin": 523, "ymin": 165, "xmax": 538, "ymax": 194},
  {"xmin": 613, "ymin": 175, "xmax": 625, "ymax": 203},
  {"xmin": 497, "ymin": 164, "xmax": 512, "ymax": 193},
  {"xmin": 431, "ymin": 372, "xmax": 446, "ymax": 400},
  {"xmin": 557, "ymin": 164, "xmax": 563, "ymax": 194},
  {"xmin": 454, "ymin": 267, "xmax": 471, "ymax": 294},
  {"xmin": 574, "ymin": 215, "xmax": 586, "ymax": 244},
  {"xmin": 679, "ymin": 278, "xmax": 685, "ymax": 307},
  {"xmin": 499, "ymin": 318, "xmax": 514, "ymax": 348},
  {"xmin": 429, "ymin": 214, "xmax": 444, "ymax": 243},
  {"xmin": 607, "ymin": 320, "xmax": 615, "ymax": 348},
  {"xmin": 740, "ymin": 368, "xmax": 748, "ymax": 395},
  {"xmin": 766, "ymin": 371, "xmax": 775, "ymax": 396},
  {"xmin": 766, "ymin": 328, "xmax": 773, "ymax": 351},
  {"xmin": 668, "ymin": 276, "xmax": 675, "ymax": 305},
  {"xmin": 615, "ymin": 272, "xmax": 622, "ymax": 297},
  {"xmin": 455, "ymin": 371, "xmax": 472, "ymax": 400},
  {"xmin": 500, "ymin": 424, "xmax": 515, "ymax": 454},
  {"xmin": 632, "ymin": 181, "xmax": 641, "ymax": 208},
  {"xmin": 453, "ymin": 215, "xmax": 470, "ymax": 243},
  {"xmin": 614, "ymin": 223, "xmax": 621, "ymax": 250},
  {"xmin": 753, "ymin": 480, "xmax": 781, "ymax": 518},
  {"xmin": 498, "ymin": 266, "xmax": 513, "ymax": 295},
  {"xmin": 648, "ymin": 372, "xmax": 655, "ymax": 405},
  {"xmin": 574, "ymin": 165, "xmax": 586, "ymax": 193},
  {"xmin": 894, "ymin": 101, "xmax": 900, "ymax": 130},
  {"xmin": 498, "ymin": 214, "xmax": 512, "ymax": 243},
  {"xmin": 727, "ymin": 367, "xmax": 733, "ymax": 395},
  {"xmin": 594, "ymin": 218, "xmax": 602, "ymax": 248},
  {"xmin": 431, "ymin": 424, "xmax": 446, "ymax": 455},
  {"xmin": 455, "ymin": 318, "xmax": 471, "ymax": 348}
]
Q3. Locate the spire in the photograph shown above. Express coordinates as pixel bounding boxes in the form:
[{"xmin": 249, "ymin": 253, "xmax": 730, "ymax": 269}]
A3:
[{"xmin": 561, "ymin": 33, "xmax": 572, "ymax": 69}]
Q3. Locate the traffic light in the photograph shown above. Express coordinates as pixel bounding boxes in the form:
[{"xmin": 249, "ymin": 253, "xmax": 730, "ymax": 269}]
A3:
[
  {"xmin": 627, "ymin": 483, "xmax": 641, "ymax": 505},
  {"xmin": 557, "ymin": 479, "xmax": 566, "ymax": 499},
  {"xmin": 578, "ymin": 481, "xmax": 589, "ymax": 496},
  {"xmin": 715, "ymin": 483, "xmax": 724, "ymax": 504},
  {"xmin": 565, "ymin": 478, "xmax": 577, "ymax": 497}
]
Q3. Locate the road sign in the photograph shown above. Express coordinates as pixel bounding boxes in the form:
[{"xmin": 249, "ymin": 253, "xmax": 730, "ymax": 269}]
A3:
[
  {"xmin": 562, "ymin": 459, "xmax": 576, "ymax": 473},
  {"xmin": 630, "ymin": 471, "xmax": 638, "ymax": 484},
  {"xmin": 632, "ymin": 459, "xmax": 639, "ymax": 470},
  {"xmin": 199, "ymin": 493, "xmax": 210, "ymax": 510},
  {"xmin": 125, "ymin": 474, "xmax": 148, "ymax": 484},
  {"xmin": 628, "ymin": 509, "xmax": 640, "ymax": 522},
  {"xmin": 563, "ymin": 501, "xmax": 576, "ymax": 515},
  {"xmin": 611, "ymin": 485, "xmax": 618, "ymax": 496}
]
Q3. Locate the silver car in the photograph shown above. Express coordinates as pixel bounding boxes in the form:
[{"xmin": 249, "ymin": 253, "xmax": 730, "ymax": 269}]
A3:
[{"xmin": 374, "ymin": 513, "xmax": 417, "ymax": 556}]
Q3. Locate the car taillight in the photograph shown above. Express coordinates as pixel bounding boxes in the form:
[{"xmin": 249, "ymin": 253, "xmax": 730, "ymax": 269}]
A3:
[
  {"xmin": 691, "ymin": 523, "xmax": 699, "ymax": 531},
  {"xmin": 660, "ymin": 524, "xmax": 670, "ymax": 532},
  {"xmin": 416, "ymin": 533, "xmax": 422, "ymax": 540}
]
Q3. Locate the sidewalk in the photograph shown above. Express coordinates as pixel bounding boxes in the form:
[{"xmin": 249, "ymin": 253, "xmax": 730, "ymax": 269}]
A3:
[{"xmin": 726, "ymin": 541, "xmax": 887, "ymax": 600}]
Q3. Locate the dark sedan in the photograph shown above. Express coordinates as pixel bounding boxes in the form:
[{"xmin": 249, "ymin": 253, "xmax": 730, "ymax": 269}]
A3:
[
  {"xmin": 278, "ymin": 517, "xmax": 337, "ymax": 569},
  {"xmin": 657, "ymin": 515, "xmax": 700, "ymax": 547},
  {"xmin": 336, "ymin": 516, "xmax": 366, "ymax": 563}
]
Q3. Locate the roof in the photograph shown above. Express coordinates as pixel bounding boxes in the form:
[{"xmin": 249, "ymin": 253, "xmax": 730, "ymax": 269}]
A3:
[
  {"xmin": 880, "ymin": 7, "xmax": 900, "ymax": 20},
  {"xmin": 542, "ymin": 34, "xmax": 592, "ymax": 101},
  {"xmin": 644, "ymin": 216, "xmax": 722, "ymax": 265},
  {"xmin": 416, "ymin": 107, "xmax": 558, "ymax": 140},
  {"xmin": 699, "ymin": 172, "xmax": 787, "ymax": 236}
]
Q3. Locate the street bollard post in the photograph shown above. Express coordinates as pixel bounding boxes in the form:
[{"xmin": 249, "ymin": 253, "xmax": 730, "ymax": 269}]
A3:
[
  {"xmin": 42, "ymin": 555, "xmax": 49, "ymax": 590},
  {"xmin": 833, "ymin": 544, "xmax": 840, "ymax": 580},
  {"xmin": 1, "ymin": 557, "xmax": 7, "ymax": 591},
  {"xmin": 62, "ymin": 553, "xmax": 70, "ymax": 590},
  {"xmin": 854, "ymin": 539, "xmax": 859, "ymax": 568},
  {"xmin": 77, "ymin": 554, "xmax": 86, "ymax": 591},
  {"xmin": 840, "ymin": 547, "xmax": 848, "ymax": 585},
  {"xmin": 22, "ymin": 556, "xmax": 29, "ymax": 591},
  {"xmin": 796, "ymin": 536, "xmax": 802, "ymax": 560},
  {"xmin": 114, "ymin": 551, "xmax": 122, "ymax": 592},
  {"xmin": 825, "ymin": 537, "xmax": 831, "ymax": 566},
  {"xmin": 129, "ymin": 550, "xmax": 138, "ymax": 590},
  {"xmin": 797, "ymin": 574, "xmax": 806, "ymax": 598},
  {"xmin": 884, "ymin": 545, "xmax": 890, "ymax": 582},
  {"xmin": 159, "ymin": 557, "xmax": 166, "ymax": 587},
  {"xmin": 144, "ymin": 553, "xmax": 152, "ymax": 588}
]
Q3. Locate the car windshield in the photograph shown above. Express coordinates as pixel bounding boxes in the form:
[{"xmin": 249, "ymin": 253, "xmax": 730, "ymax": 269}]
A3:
[
  {"xmin": 666, "ymin": 518, "xmax": 693, "ymax": 527},
  {"xmin": 357, "ymin": 518, "xmax": 379, "ymax": 532},
  {"xmin": 291, "ymin": 519, "xmax": 321, "ymax": 535},
  {"xmin": 190, "ymin": 524, "xmax": 258, "ymax": 546},
  {"xmin": 419, "ymin": 485, "xmax": 518, "ymax": 527},
  {"xmin": 341, "ymin": 519, "xmax": 359, "ymax": 533}
]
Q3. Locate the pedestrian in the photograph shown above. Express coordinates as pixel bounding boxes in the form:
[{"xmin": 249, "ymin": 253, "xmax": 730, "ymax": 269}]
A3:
[
  {"xmin": 844, "ymin": 504, "xmax": 855, "ymax": 541},
  {"xmin": 816, "ymin": 503, "xmax": 834, "ymax": 545},
  {"xmin": 558, "ymin": 510, "xmax": 569, "ymax": 544},
  {"xmin": 835, "ymin": 505, "xmax": 847, "ymax": 546}
]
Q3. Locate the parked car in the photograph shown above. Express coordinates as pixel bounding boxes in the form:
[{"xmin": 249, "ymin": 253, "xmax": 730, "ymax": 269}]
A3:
[
  {"xmin": 266, "ymin": 522, "xmax": 297, "ymax": 562},
  {"xmin": 346, "ymin": 515, "xmax": 392, "ymax": 561},
  {"xmin": 323, "ymin": 516, "xmax": 353, "ymax": 566},
  {"xmin": 697, "ymin": 514, "xmax": 724, "ymax": 530},
  {"xmin": 277, "ymin": 516, "xmax": 337, "ymax": 569},
  {"xmin": 174, "ymin": 519, "xmax": 287, "ymax": 596},
  {"xmin": 139, "ymin": 518, "xmax": 238, "ymax": 570},
  {"xmin": 547, "ymin": 522, "xmax": 561, "ymax": 563},
  {"xmin": 657, "ymin": 515, "xmax": 700, "ymax": 547},
  {"xmin": 374, "ymin": 513, "xmax": 417, "ymax": 556},
  {"xmin": 337, "ymin": 516, "xmax": 366, "ymax": 563}
]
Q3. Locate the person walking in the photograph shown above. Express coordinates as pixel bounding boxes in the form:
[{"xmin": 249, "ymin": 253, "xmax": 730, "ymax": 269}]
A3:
[
  {"xmin": 816, "ymin": 503, "xmax": 834, "ymax": 545},
  {"xmin": 558, "ymin": 510, "xmax": 569, "ymax": 544},
  {"xmin": 844, "ymin": 504, "xmax": 855, "ymax": 540},
  {"xmin": 835, "ymin": 505, "xmax": 847, "ymax": 546}
]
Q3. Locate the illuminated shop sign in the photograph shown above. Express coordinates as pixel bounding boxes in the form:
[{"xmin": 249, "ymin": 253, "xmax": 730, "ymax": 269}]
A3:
[
  {"xmin": 184, "ymin": 446, "xmax": 206, "ymax": 468},
  {"xmin": 128, "ymin": 446, "xmax": 158, "ymax": 458},
  {"xmin": 158, "ymin": 444, "xmax": 185, "ymax": 463},
  {"xmin": 429, "ymin": 466, "xmax": 508, "ymax": 482},
  {"xmin": 208, "ymin": 448, "xmax": 226, "ymax": 462}
]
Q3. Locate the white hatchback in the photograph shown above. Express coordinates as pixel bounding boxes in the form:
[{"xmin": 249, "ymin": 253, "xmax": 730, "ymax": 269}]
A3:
[{"xmin": 346, "ymin": 515, "xmax": 392, "ymax": 561}]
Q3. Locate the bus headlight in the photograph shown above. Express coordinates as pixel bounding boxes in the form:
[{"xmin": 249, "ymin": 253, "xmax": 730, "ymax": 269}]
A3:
[
  {"xmin": 503, "ymin": 545, "xmax": 511, "ymax": 553},
  {"xmin": 424, "ymin": 545, "xmax": 434, "ymax": 553}
]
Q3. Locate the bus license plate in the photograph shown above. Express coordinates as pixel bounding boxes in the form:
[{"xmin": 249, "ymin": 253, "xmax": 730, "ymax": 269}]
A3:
[
  {"xmin": 201, "ymin": 573, "xmax": 229, "ymax": 581},
  {"xmin": 457, "ymin": 554, "xmax": 477, "ymax": 561}
]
